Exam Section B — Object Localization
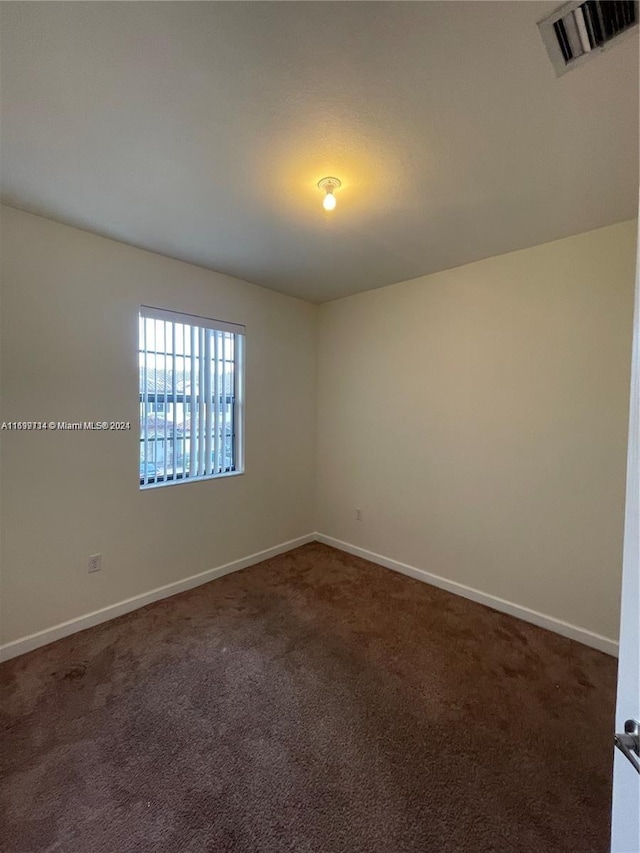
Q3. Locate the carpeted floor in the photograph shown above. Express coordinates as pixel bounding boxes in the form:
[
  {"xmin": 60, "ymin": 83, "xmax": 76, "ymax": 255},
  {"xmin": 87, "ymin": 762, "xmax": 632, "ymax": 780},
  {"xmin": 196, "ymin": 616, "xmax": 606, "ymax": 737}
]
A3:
[{"xmin": 0, "ymin": 542, "xmax": 616, "ymax": 853}]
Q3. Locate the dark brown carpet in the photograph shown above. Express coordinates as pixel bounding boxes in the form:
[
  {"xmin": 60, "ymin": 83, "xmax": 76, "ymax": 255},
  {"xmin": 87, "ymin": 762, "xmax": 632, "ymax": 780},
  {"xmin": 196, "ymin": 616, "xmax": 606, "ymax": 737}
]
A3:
[{"xmin": 1, "ymin": 542, "xmax": 616, "ymax": 853}]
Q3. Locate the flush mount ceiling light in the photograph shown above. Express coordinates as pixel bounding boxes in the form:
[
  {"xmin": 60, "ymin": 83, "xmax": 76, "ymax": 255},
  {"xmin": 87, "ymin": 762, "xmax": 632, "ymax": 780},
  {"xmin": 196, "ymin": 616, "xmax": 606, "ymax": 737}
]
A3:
[{"xmin": 318, "ymin": 177, "xmax": 341, "ymax": 211}]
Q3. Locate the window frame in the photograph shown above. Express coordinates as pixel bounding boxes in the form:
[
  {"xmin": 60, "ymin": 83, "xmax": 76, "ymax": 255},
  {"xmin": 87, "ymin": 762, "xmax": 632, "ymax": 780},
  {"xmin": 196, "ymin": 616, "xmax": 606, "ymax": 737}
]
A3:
[{"xmin": 138, "ymin": 306, "xmax": 245, "ymax": 489}]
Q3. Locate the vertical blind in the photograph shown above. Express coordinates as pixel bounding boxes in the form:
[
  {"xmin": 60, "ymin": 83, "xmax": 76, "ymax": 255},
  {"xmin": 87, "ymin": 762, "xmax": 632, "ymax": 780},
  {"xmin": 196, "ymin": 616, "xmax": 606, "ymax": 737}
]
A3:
[{"xmin": 139, "ymin": 306, "xmax": 245, "ymax": 487}]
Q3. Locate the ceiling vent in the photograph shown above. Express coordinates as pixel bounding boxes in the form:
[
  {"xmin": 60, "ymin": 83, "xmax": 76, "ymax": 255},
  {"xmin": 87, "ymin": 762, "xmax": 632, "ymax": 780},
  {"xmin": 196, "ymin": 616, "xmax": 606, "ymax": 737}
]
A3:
[{"xmin": 538, "ymin": 1, "xmax": 638, "ymax": 76}]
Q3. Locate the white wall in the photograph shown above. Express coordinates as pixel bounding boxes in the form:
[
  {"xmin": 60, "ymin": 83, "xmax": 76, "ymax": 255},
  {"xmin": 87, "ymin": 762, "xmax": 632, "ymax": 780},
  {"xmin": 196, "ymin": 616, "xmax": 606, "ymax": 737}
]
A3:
[
  {"xmin": 1, "ymin": 209, "xmax": 636, "ymax": 655},
  {"xmin": 0, "ymin": 206, "xmax": 317, "ymax": 646},
  {"xmin": 316, "ymin": 221, "xmax": 637, "ymax": 644}
]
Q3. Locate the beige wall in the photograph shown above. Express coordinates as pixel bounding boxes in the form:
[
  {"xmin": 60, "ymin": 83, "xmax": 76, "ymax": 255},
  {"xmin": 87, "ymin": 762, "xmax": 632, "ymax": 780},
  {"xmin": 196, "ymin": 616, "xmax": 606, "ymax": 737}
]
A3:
[
  {"xmin": 316, "ymin": 221, "xmax": 637, "ymax": 643},
  {"xmin": 0, "ymin": 206, "xmax": 317, "ymax": 645},
  {"xmin": 1, "ymin": 209, "xmax": 635, "ymax": 651}
]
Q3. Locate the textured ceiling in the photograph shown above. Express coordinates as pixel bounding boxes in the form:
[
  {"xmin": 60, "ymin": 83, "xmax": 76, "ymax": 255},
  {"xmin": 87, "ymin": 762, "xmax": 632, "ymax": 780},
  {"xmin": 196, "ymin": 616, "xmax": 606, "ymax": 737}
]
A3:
[{"xmin": 1, "ymin": 1, "xmax": 638, "ymax": 303}]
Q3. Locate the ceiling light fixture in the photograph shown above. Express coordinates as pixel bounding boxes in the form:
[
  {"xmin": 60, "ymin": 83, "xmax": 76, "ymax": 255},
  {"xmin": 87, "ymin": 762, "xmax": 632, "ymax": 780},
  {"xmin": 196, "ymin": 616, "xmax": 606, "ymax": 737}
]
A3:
[{"xmin": 318, "ymin": 177, "xmax": 341, "ymax": 211}]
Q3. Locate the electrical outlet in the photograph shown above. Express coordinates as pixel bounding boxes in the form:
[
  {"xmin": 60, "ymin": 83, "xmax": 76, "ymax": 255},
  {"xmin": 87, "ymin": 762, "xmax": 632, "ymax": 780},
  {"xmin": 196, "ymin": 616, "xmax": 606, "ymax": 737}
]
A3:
[
  {"xmin": 88, "ymin": 553, "xmax": 102, "ymax": 573},
  {"xmin": 356, "ymin": 507, "xmax": 363, "ymax": 522}
]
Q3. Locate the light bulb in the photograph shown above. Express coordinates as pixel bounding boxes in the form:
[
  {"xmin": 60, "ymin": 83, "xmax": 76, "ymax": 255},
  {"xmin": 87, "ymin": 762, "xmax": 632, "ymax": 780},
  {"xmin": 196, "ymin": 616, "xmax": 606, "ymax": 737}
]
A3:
[
  {"xmin": 323, "ymin": 191, "xmax": 337, "ymax": 211},
  {"xmin": 318, "ymin": 177, "xmax": 341, "ymax": 212}
]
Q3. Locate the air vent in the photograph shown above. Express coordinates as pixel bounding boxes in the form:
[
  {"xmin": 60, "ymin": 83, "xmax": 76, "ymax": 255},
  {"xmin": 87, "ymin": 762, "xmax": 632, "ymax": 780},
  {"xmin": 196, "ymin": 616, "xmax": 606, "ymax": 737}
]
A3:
[{"xmin": 538, "ymin": 1, "xmax": 638, "ymax": 76}]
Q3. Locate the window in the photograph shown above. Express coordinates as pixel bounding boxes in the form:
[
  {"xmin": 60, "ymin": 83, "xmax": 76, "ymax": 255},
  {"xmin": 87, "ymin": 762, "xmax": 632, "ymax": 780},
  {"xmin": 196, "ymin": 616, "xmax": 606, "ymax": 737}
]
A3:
[{"xmin": 138, "ymin": 306, "xmax": 245, "ymax": 488}]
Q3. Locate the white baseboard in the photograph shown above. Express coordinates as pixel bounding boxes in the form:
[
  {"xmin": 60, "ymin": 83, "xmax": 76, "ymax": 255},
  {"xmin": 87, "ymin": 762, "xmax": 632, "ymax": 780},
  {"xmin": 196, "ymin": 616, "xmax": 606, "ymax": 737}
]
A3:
[
  {"xmin": 315, "ymin": 533, "xmax": 619, "ymax": 657},
  {"xmin": 0, "ymin": 534, "xmax": 316, "ymax": 663},
  {"xmin": 1, "ymin": 531, "xmax": 618, "ymax": 662}
]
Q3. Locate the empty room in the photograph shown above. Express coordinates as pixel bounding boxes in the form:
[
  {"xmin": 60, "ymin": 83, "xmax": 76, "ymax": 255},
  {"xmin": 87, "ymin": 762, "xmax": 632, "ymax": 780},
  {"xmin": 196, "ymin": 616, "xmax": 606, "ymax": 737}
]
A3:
[{"xmin": 1, "ymin": 2, "xmax": 639, "ymax": 852}]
